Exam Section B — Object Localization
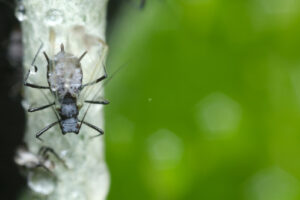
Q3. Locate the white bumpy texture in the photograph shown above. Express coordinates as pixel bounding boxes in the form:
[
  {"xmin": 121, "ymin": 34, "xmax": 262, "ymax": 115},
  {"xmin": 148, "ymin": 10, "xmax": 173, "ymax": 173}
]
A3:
[{"xmin": 19, "ymin": 0, "xmax": 110, "ymax": 199}]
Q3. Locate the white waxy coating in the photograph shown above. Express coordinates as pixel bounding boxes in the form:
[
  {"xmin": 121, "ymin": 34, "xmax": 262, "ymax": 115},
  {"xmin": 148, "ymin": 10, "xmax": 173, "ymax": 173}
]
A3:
[
  {"xmin": 15, "ymin": 147, "xmax": 55, "ymax": 172},
  {"xmin": 22, "ymin": 0, "xmax": 109, "ymax": 199},
  {"xmin": 14, "ymin": 148, "xmax": 40, "ymax": 168},
  {"xmin": 49, "ymin": 51, "xmax": 82, "ymax": 100}
]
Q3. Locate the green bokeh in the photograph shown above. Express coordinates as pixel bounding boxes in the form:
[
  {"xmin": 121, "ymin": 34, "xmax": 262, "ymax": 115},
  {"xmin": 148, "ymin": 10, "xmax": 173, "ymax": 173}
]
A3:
[{"xmin": 105, "ymin": 0, "xmax": 300, "ymax": 199}]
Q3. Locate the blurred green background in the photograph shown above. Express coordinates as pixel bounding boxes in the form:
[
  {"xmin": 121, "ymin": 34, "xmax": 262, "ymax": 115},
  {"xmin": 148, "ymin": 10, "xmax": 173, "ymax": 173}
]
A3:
[{"xmin": 105, "ymin": 0, "xmax": 300, "ymax": 199}]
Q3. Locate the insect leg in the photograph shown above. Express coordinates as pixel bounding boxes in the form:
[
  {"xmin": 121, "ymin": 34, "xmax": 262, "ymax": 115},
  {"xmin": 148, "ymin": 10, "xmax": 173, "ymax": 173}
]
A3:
[
  {"xmin": 80, "ymin": 65, "xmax": 107, "ymax": 90},
  {"xmin": 79, "ymin": 51, "xmax": 87, "ymax": 61},
  {"xmin": 35, "ymin": 163, "xmax": 52, "ymax": 173},
  {"xmin": 84, "ymin": 100, "xmax": 109, "ymax": 105},
  {"xmin": 34, "ymin": 163, "xmax": 58, "ymax": 178},
  {"xmin": 80, "ymin": 121, "xmax": 104, "ymax": 137},
  {"xmin": 39, "ymin": 146, "xmax": 68, "ymax": 168},
  {"xmin": 43, "ymin": 52, "xmax": 50, "ymax": 64},
  {"xmin": 36, "ymin": 121, "xmax": 60, "ymax": 139},
  {"xmin": 80, "ymin": 37, "xmax": 108, "ymax": 91},
  {"xmin": 24, "ymin": 70, "xmax": 50, "ymax": 89},
  {"xmin": 40, "ymin": 90, "xmax": 62, "ymax": 126},
  {"xmin": 24, "ymin": 42, "xmax": 50, "ymax": 89},
  {"xmin": 43, "ymin": 51, "xmax": 54, "ymax": 89},
  {"xmin": 38, "ymin": 146, "xmax": 47, "ymax": 155},
  {"xmin": 28, "ymin": 102, "xmax": 55, "ymax": 112}
]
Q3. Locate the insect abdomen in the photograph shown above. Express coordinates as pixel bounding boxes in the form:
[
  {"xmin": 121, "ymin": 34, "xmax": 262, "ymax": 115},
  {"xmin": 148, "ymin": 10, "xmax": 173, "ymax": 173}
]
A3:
[
  {"xmin": 61, "ymin": 118, "xmax": 79, "ymax": 134},
  {"xmin": 59, "ymin": 95, "xmax": 79, "ymax": 134},
  {"xmin": 61, "ymin": 101, "xmax": 78, "ymax": 118}
]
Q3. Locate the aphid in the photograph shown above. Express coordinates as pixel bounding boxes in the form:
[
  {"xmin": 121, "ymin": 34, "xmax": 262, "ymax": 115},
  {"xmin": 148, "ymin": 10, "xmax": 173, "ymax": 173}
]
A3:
[
  {"xmin": 14, "ymin": 145, "xmax": 67, "ymax": 173},
  {"xmin": 24, "ymin": 43, "xmax": 109, "ymax": 139}
]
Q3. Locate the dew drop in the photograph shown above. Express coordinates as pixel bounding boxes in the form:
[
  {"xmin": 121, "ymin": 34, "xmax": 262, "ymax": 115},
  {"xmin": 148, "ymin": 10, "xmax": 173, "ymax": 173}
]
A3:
[
  {"xmin": 44, "ymin": 9, "xmax": 64, "ymax": 26},
  {"xmin": 15, "ymin": 2, "xmax": 27, "ymax": 21},
  {"xmin": 51, "ymin": 86, "xmax": 57, "ymax": 91},
  {"xmin": 64, "ymin": 83, "xmax": 70, "ymax": 88}
]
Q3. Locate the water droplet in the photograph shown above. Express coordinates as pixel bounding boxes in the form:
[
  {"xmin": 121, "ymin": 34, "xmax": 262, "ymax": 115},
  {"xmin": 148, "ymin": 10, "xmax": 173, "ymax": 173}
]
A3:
[
  {"xmin": 196, "ymin": 92, "xmax": 242, "ymax": 137},
  {"xmin": 28, "ymin": 170, "xmax": 56, "ymax": 195},
  {"xmin": 44, "ymin": 9, "xmax": 64, "ymax": 26},
  {"xmin": 51, "ymin": 86, "xmax": 57, "ymax": 91},
  {"xmin": 147, "ymin": 129, "xmax": 183, "ymax": 169},
  {"xmin": 64, "ymin": 83, "xmax": 70, "ymax": 88},
  {"xmin": 15, "ymin": 3, "xmax": 27, "ymax": 21},
  {"xmin": 148, "ymin": 98, "xmax": 152, "ymax": 102}
]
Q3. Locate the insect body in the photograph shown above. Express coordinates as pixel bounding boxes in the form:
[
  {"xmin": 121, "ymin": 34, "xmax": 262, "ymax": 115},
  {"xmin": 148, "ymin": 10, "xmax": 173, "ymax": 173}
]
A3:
[
  {"xmin": 24, "ymin": 43, "xmax": 109, "ymax": 139},
  {"xmin": 48, "ymin": 44, "xmax": 83, "ymax": 134},
  {"xmin": 15, "ymin": 145, "xmax": 67, "ymax": 196}
]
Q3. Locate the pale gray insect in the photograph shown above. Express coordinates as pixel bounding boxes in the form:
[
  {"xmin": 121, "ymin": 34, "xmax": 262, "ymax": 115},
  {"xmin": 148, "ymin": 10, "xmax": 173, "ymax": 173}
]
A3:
[{"xmin": 24, "ymin": 43, "xmax": 109, "ymax": 139}]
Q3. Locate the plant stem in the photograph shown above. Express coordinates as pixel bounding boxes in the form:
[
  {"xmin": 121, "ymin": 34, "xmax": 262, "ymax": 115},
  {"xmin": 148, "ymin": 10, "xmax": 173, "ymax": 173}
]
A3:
[{"xmin": 19, "ymin": 0, "xmax": 109, "ymax": 199}]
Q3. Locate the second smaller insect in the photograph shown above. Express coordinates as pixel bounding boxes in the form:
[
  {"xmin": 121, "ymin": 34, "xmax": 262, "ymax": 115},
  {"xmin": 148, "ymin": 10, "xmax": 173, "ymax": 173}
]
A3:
[{"xmin": 15, "ymin": 145, "xmax": 67, "ymax": 173}]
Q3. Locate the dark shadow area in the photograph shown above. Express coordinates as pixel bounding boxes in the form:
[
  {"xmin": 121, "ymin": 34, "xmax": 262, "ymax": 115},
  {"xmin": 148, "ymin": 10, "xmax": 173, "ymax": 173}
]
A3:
[{"xmin": 0, "ymin": 1, "xmax": 26, "ymax": 200}]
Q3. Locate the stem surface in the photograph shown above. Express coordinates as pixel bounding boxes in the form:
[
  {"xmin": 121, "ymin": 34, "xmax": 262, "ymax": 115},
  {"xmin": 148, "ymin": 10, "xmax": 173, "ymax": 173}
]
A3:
[{"xmin": 19, "ymin": 0, "xmax": 109, "ymax": 199}]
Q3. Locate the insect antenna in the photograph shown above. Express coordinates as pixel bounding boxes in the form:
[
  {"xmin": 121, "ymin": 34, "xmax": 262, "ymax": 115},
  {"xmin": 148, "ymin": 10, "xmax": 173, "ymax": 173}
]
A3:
[
  {"xmin": 24, "ymin": 42, "xmax": 50, "ymax": 89},
  {"xmin": 28, "ymin": 42, "xmax": 43, "ymax": 76},
  {"xmin": 31, "ymin": 42, "xmax": 44, "ymax": 66}
]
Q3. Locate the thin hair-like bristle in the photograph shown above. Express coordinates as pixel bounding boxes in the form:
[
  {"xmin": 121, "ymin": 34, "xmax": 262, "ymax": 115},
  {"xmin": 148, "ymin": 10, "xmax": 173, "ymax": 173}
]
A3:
[{"xmin": 79, "ymin": 51, "xmax": 87, "ymax": 61}]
